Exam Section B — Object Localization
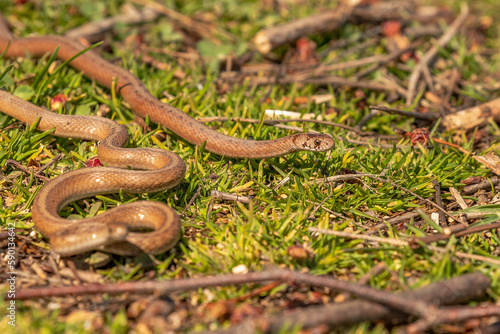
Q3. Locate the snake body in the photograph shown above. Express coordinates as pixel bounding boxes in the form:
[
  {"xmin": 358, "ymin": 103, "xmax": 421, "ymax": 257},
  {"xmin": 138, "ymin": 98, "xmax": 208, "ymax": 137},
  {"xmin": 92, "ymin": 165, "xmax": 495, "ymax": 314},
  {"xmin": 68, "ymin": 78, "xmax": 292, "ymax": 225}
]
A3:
[{"xmin": 0, "ymin": 17, "xmax": 334, "ymax": 256}]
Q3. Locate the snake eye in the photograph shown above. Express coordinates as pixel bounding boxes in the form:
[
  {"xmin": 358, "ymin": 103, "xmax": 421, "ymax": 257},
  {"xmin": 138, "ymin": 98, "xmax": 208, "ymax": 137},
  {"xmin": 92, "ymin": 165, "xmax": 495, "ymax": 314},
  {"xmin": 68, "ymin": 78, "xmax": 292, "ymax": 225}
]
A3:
[{"xmin": 314, "ymin": 139, "xmax": 321, "ymax": 147}]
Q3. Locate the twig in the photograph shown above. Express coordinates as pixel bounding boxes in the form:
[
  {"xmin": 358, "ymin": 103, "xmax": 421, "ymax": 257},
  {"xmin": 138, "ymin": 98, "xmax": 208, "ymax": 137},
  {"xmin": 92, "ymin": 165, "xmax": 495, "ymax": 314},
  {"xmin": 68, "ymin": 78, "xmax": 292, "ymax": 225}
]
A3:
[
  {"xmin": 221, "ymin": 74, "xmax": 406, "ymax": 94},
  {"xmin": 272, "ymin": 176, "xmax": 291, "ymax": 191},
  {"xmin": 369, "ymin": 105, "xmax": 438, "ymax": 121},
  {"xmin": 318, "ymin": 171, "xmax": 463, "ymax": 226},
  {"xmin": 406, "ymin": 305, "xmax": 500, "ymax": 334},
  {"xmin": 253, "ymin": 2, "xmax": 358, "ymax": 54},
  {"xmin": 433, "ymin": 137, "xmax": 500, "ymax": 177},
  {"xmin": 441, "ymin": 68, "xmax": 461, "ymax": 108},
  {"xmin": 305, "ymin": 199, "xmax": 349, "ymax": 220},
  {"xmin": 136, "ymin": 51, "xmax": 186, "ymax": 80},
  {"xmin": 309, "ymin": 227, "xmax": 500, "ymax": 265},
  {"xmin": 350, "ymin": 1, "xmax": 415, "ymax": 23},
  {"xmin": 415, "ymin": 220, "xmax": 500, "ymax": 245},
  {"xmin": 35, "ymin": 153, "xmax": 63, "ymax": 176},
  {"xmin": 5, "ymin": 159, "xmax": 50, "ymax": 182},
  {"xmin": 345, "ymin": 137, "xmax": 411, "ymax": 150},
  {"xmin": 0, "ymin": 267, "xmax": 469, "ymax": 308},
  {"xmin": 310, "ymin": 227, "xmax": 410, "ymax": 247},
  {"xmin": 421, "ymin": 62, "xmax": 437, "ymax": 96},
  {"xmin": 449, "ymin": 187, "xmax": 471, "ymax": 223},
  {"xmin": 366, "ymin": 210, "xmax": 421, "ymax": 235},
  {"xmin": 368, "ymin": 174, "xmax": 464, "ymax": 226},
  {"xmin": 65, "ymin": 5, "xmax": 161, "ymax": 40},
  {"xmin": 308, "ymin": 191, "xmax": 333, "ymax": 219},
  {"xmin": 181, "ymin": 177, "xmax": 206, "ymax": 216},
  {"xmin": 406, "ymin": 4, "xmax": 469, "ymax": 105},
  {"xmin": 204, "ymin": 272, "xmax": 490, "ymax": 334},
  {"xmin": 211, "ymin": 190, "xmax": 253, "ymax": 204},
  {"xmin": 243, "ymin": 39, "xmax": 416, "ymax": 76},
  {"xmin": 130, "ymin": 0, "xmax": 233, "ymax": 43},
  {"xmin": 197, "ymin": 116, "xmax": 378, "ymax": 136},
  {"xmin": 319, "ymin": 173, "xmax": 375, "ymax": 184},
  {"xmin": 229, "ymin": 281, "xmax": 282, "ymax": 303},
  {"xmin": 432, "ymin": 179, "xmax": 447, "ymax": 226},
  {"xmin": 309, "ymin": 43, "xmax": 419, "ymax": 78},
  {"xmin": 463, "ymin": 177, "xmax": 499, "ymax": 195},
  {"xmin": 7, "ymin": 267, "xmax": 491, "ymax": 334},
  {"xmin": 336, "ymin": 262, "xmax": 387, "ymax": 301}
]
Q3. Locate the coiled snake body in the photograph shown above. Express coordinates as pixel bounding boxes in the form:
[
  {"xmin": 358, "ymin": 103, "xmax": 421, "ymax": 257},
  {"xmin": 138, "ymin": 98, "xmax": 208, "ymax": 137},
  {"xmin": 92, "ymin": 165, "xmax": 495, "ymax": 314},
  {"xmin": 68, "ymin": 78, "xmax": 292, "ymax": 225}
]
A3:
[{"xmin": 0, "ymin": 16, "xmax": 334, "ymax": 256}]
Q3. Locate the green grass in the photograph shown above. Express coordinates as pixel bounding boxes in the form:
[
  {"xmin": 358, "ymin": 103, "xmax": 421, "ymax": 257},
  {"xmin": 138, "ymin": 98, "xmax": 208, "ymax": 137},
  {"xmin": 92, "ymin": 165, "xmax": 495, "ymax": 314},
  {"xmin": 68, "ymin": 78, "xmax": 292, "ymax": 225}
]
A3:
[{"xmin": 1, "ymin": 0, "xmax": 500, "ymax": 333}]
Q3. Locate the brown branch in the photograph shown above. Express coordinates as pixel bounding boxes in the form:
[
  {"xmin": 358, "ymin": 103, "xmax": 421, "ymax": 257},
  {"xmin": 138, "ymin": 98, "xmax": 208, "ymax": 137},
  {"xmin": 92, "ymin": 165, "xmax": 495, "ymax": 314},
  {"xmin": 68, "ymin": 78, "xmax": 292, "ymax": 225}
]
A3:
[
  {"xmin": 369, "ymin": 105, "xmax": 438, "ymax": 121},
  {"xmin": 65, "ymin": 5, "xmax": 161, "ymax": 40},
  {"xmin": 406, "ymin": 4, "xmax": 469, "ymax": 105},
  {"xmin": 253, "ymin": 2, "xmax": 357, "ymax": 54},
  {"xmin": 309, "ymin": 227, "xmax": 500, "ymax": 265},
  {"xmin": 349, "ymin": 1, "xmax": 415, "ymax": 23},
  {"xmin": 35, "ymin": 153, "xmax": 63, "ymax": 176},
  {"xmin": 441, "ymin": 68, "xmax": 461, "ymax": 108},
  {"xmin": 203, "ymin": 272, "xmax": 490, "ymax": 333},
  {"xmin": 406, "ymin": 305, "xmax": 500, "ymax": 334},
  {"xmin": 463, "ymin": 177, "xmax": 499, "ymax": 195},
  {"xmin": 432, "ymin": 179, "xmax": 447, "ymax": 226},
  {"xmin": 5, "ymin": 159, "xmax": 50, "ymax": 182},
  {"xmin": 181, "ymin": 177, "xmax": 206, "ymax": 216},
  {"xmin": 7, "ymin": 268, "xmax": 489, "ymax": 318},
  {"xmin": 368, "ymin": 174, "xmax": 464, "ymax": 226},
  {"xmin": 319, "ymin": 172, "xmax": 463, "ymax": 226},
  {"xmin": 242, "ymin": 42, "xmax": 419, "ymax": 78},
  {"xmin": 309, "ymin": 43, "xmax": 420, "ymax": 78},
  {"xmin": 345, "ymin": 137, "xmax": 411, "ymax": 150},
  {"xmin": 366, "ymin": 210, "xmax": 421, "ymax": 235},
  {"xmin": 221, "ymin": 74, "xmax": 404, "ymax": 94},
  {"xmin": 211, "ymin": 190, "xmax": 253, "ymax": 204},
  {"xmin": 415, "ymin": 220, "xmax": 500, "ymax": 244},
  {"xmin": 130, "ymin": 0, "xmax": 233, "ymax": 43}
]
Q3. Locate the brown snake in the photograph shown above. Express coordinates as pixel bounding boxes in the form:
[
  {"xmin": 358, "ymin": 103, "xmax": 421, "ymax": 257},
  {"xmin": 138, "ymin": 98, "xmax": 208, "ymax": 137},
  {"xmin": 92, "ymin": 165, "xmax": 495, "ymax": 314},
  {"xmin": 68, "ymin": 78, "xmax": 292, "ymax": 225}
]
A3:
[{"xmin": 0, "ymin": 15, "xmax": 334, "ymax": 256}]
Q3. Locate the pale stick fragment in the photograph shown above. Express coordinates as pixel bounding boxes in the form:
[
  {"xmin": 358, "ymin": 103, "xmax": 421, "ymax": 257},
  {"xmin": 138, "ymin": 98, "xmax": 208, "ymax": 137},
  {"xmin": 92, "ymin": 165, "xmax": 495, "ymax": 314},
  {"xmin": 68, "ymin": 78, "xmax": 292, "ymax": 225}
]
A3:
[{"xmin": 442, "ymin": 97, "xmax": 500, "ymax": 131}]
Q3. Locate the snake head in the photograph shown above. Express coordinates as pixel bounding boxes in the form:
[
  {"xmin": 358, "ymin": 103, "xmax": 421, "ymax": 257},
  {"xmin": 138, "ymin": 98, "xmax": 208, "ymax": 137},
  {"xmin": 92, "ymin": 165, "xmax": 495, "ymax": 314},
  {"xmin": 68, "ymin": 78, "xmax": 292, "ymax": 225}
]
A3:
[{"xmin": 292, "ymin": 133, "xmax": 335, "ymax": 152}]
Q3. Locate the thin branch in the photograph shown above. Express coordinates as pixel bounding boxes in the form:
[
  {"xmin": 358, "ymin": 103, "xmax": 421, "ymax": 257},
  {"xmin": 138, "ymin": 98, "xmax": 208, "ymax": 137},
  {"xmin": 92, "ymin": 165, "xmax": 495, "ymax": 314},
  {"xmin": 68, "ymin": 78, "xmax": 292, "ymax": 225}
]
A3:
[
  {"xmin": 345, "ymin": 137, "xmax": 411, "ymax": 150},
  {"xmin": 309, "ymin": 227, "xmax": 500, "ymax": 265},
  {"xmin": 406, "ymin": 305, "xmax": 500, "ymax": 334},
  {"xmin": 432, "ymin": 179, "xmax": 447, "ymax": 226},
  {"xmin": 415, "ymin": 220, "xmax": 500, "ymax": 245},
  {"xmin": 366, "ymin": 210, "xmax": 421, "ymax": 235},
  {"xmin": 197, "ymin": 116, "xmax": 380, "ymax": 136},
  {"xmin": 211, "ymin": 190, "xmax": 253, "ymax": 204},
  {"xmin": 253, "ymin": 2, "xmax": 357, "ymax": 54},
  {"xmin": 5, "ymin": 159, "xmax": 50, "ymax": 182},
  {"xmin": 369, "ymin": 105, "xmax": 438, "ymax": 121},
  {"xmin": 463, "ymin": 177, "xmax": 499, "ymax": 195},
  {"xmin": 204, "ymin": 272, "xmax": 490, "ymax": 334},
  {"xmin": 35, "ymin": 153, "xmax": 63, "ymax": 176},
  {"xmin": 406, "ymin": 4, "xmax": 469, "ymax": 105},
  {"xmin": 65, "ymin": 5, "xmax": 161, "ymax": 40}
]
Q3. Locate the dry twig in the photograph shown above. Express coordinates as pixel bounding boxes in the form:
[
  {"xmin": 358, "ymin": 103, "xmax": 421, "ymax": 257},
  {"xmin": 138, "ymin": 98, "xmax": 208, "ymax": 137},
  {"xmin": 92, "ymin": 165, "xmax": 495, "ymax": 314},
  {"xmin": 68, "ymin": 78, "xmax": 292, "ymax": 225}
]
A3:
[
  {"xmin": 309, "ymin": 227, "xmax": 500, "ymax": 265},
  {"xmin": 253, "ymin": 2, "xmax": 359, "ymax": 54},
  {"xmin": 203, "ymin": 271, "xmax": 490, "ymax": 333},
  {"xmin": 406, "ymin": 4, "xmax": 469, "ymax": 105},
  {"xmin": 65, "ymin": 5, "xmax": 160, "ymax": 40}
]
